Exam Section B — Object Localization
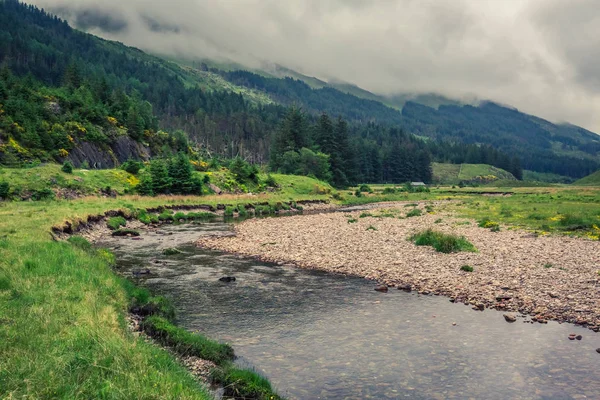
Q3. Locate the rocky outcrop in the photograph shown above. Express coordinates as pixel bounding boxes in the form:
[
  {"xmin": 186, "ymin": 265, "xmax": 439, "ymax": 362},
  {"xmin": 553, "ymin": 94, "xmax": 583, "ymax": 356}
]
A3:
[{"xmin": 67, "ymin": 137, "xmax": 150, "ymax": 168}]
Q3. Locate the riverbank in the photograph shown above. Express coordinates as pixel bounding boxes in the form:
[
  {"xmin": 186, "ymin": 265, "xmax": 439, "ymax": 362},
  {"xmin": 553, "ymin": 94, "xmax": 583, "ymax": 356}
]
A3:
[
  {"xmin": 198, "ymin": 201, "xmax": 600, "ymax": 330},
  {"xmin": 0, "ymin": 182, "xmax": 332, "ymax": 398}
]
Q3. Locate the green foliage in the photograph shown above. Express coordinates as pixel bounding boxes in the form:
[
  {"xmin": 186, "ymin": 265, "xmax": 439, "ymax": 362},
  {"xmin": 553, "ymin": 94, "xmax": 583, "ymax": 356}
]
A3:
[
  {"xmin": 61, "ymin": 161, "xmax": 74, "ymax": 174},
  {"xmin": 358, "ymin": 184, "xmax": 372, "ymax": 193},
  {"xmin": 31, "ymin": 188, "xmax": 55, "ymax": 201},
  {"xmin": 411, "ymin": 229, "xmax": 477, "ymax": 253},
  {"xmin": 107, "ymin": 216, "xmax": 127, "ymax": 230},
  {"xmin": 121, "ymin": 159, "xmax": 144, "ymax": 175},
  {"xmin": 478, "ymin": 218, "xmax": 500, "ymax": 230},
  {"xmin": 366, "ymin": 225, "xmax": 377, "ymax": 231},
  {"xmin": 141, "ymin": 316, "xmax": 234, "ymax": 365},
  {"xmin": 0, "ymin": 181, "xmax": 9, "ymax": 199},
  {"xmin": 264, "ymin": 174, "xmax": 277, "ymax": 187},
  {"xmin": 224, "ymin": 206, "xmax": 235, "ymax": 217},
  {"xmin": 138, "ymin": 155, "xmax": 202, "ymax": 196},
  {"xmin": 460, "ymin": 265, "xmax": 474, "ymax": 272},
  {"xmin": 229, "ymin": 157, "xmax": 259, "ymax": 184},
  {"xmin": 347, "ymin": 218, "xmax": 357, "ymax": 223},
  {"xmin": 406, "ymin": 208, "xmax": 422, "ymax": 218}
]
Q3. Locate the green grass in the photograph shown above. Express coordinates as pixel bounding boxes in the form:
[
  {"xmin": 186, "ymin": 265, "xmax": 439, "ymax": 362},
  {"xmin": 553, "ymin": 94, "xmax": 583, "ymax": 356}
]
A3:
[
  {"xmin": 107, "ymin": 216, "xmax": 127, "ymax": 230},
  {"xmin": 0, "ymin": 164, "xmax": 139, "ymax": 197},
  {"xmin": 211, "ymin": 366, "xmax": 283, "ymax": 400},
  {"xmin": 460, "ymin": 265, "xmax": 474, "ymax": 272},
  {"xmin": 406, "ymin": 208, "xmax": 422, "ymax": 218},
  {"xmin": 575, "ymin": 170, "xmax": 600, "ymax": 186},
  {"xmin": 111, "ymin": 228, "xmax": 140, "ymax": 237},
  {"xmin": 141, "ymin": 316, "xmax": 234, "ymax": 364},
  {"xmin": 432, "ymin": 163, "xmax": 515, "ymax": 185},
  {"xmin": 410, "ymin": 229, "xmax": 477, "ymax": 253}
]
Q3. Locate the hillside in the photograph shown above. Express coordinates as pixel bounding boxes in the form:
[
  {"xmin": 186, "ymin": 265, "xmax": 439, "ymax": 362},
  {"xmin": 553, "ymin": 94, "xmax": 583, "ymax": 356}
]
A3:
[
  {"xmin": 575, "ymin": 170, "xmax": 600, "ymax": 186},
  {"xmin": 432, "ymin": 163, "xmax": 516, "ymax": 185},
  {"xmin": 1, "ymin": 0, "xmax": 599, "ymax": 181}
]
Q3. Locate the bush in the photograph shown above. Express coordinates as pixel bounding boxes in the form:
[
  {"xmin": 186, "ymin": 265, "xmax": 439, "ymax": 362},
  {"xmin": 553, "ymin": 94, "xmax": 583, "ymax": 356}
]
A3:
[
  {"xmin": 410, "ymin": 229, "xmax": 477, "ymax": 253},
  {"xmin": 358, "ymin": 184, "xmax": 372, "ymax": 193},
  {"xmin": 173, "ymin": 212, "xmax": 187, "ymax": 221},
  {"xmin": 224, "ymin": 206, "xmax": 235, "ymax": 217},
  {"xmin": 141, "ymin": 316, "xmax": 234, "ymax": 364},
  {"xmin": 121, "ymin": 159, "xmax": 144, "ymax": 175},
  {"xmin": 0, "ymin": 181, "xmax": 9, "ymax": 199},
  {"xmin": 31, "ymin": 188, "xmax": 55, "ymax": 201},
  {"xmin": 158, "ymin": 210, "xmax": 174, "ymax": 222},
  {"xmin": 406, "ymin": 208, "xmax": 422, "ymax": 218},
  {"xmin": 460, "ymin": 265, "xmax": 474, "ymax": 272},
  {"xmin": 382, "ymin": 187, "xmax": 396, "ymax": 194},
  {"xmin": 107, "ymin": 216, "xmax": 127, "ymax": 230},
  {"xmin": 61, "ymin": 161, "xmax": 74, "ymax": 174},
  {"xmin": 478, "ymin": 218, "xmax": 500, "ymax": 230}
]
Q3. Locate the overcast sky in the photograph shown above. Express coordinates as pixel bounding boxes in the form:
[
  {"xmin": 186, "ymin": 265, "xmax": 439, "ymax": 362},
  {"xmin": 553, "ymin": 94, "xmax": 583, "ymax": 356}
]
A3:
[{"xmin": 26, "ymin": 0, "xmax": 600, "ymax": 132}]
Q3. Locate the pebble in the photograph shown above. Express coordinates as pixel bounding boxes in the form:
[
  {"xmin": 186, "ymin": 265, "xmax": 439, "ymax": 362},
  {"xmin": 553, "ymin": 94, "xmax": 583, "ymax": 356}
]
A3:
[
  {"xmin": 503, "ymin": 313, "xmax": 517, "ymax": 323},
  {"xmin": 374, "ymin": 285, "xmax": 388, "ymax": 293}
]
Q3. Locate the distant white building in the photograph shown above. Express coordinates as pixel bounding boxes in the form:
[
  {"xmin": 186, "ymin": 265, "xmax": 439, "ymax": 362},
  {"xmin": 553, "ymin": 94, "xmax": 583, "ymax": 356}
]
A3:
[{"xmin": 410, "ymin": 182, "xmax": 426, "ymax": 187}]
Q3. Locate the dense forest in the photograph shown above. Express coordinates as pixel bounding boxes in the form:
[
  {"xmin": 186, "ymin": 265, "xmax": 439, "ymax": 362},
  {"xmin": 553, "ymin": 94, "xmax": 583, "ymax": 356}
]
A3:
[{"xmin": 2, "ymin": 0, "xmax": 597, "ymax": 183}]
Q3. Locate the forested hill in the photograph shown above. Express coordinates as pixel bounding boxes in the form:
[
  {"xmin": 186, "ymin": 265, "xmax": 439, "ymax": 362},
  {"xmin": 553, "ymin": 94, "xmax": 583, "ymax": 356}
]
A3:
[{"xmin": 1, "ymin": 0, "xmax": 599, "ymax": 179}]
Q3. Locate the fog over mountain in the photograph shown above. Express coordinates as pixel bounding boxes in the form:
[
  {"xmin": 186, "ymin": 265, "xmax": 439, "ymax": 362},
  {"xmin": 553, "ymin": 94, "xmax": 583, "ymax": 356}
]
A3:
[{"xmin": 26, "ymin": 0, "xmax": 600, "ymax": 133}]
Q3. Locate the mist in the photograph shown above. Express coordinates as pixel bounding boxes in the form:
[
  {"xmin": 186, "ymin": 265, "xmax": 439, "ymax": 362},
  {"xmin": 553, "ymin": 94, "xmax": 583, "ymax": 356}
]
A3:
[{"xmin": 25, "ymin": 0, "xmax": 600, "ymax": 132}]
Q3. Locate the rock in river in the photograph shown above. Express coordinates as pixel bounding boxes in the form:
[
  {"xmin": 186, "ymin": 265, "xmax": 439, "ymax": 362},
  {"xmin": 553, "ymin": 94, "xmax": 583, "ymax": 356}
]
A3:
[
  {"xmin": 374, "ymin": 285, "xmax": 389, "ymax": 293},
  {"xmin": 219, "ymin": 276, "xmax": 236, "ymax": 283},
  {"xmin": 503, "ymin": 313, "xmax": 517, "ymax": 323}
]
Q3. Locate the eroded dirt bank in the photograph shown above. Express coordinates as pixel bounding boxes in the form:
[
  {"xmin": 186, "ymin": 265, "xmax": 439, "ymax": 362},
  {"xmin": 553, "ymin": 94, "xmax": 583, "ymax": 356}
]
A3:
[{"xmin": 198, "ymin": 203, "xmax": 600, "ymax": 330}]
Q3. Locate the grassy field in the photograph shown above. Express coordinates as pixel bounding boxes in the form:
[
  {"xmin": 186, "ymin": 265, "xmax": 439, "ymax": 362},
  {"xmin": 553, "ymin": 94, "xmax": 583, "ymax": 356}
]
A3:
[
  {"xmin": 1, "ymin": 164, "xmax": 599, "ymax": 398},
  {"xmin": 432, "ymin": 163, "xmax": 515, "ymax": 185},
  {"xmin": 575, "ymin": 170, "xmax": 600, "ymax": 186},
  {"xmin": 0, "ymin": 169, "xmax": 333, "ymax": 399}
]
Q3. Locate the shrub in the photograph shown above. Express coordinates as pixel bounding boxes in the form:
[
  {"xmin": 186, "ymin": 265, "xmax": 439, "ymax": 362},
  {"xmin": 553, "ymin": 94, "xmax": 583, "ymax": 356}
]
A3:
[
  {"xmin": 347, "ymin": 218, "xmax": 357, "ymax": 223},
  {"xmin": 410, "ymin": 229, "xmax": 477, "ymax": 253},
  {"xmin": 358, "ymin": 184, "xmax": 372, "ymax": 193},
  {"xmin": 61, "ymin": 161, "xmax": 74, "ymax": 174},
  {"xmin": 141, "ymin": 316, "xmax": 234, "ymax": 364},
  {"xmin": 0, "ymin": 181, "xmax": 9, "ymax": 199},
  {"xmin": 478, "ymin": 218, "xmax": 500, "ymax": 230},
  {"xmin": 406, "ymin": 208, "xmax": 422, "ymax": 218},
  {"xmin": 238, "ymin": 207, "xmax": 248, "ymax": 217},
  {"xmin": 121, "ymin": 159, "xmax": 144, "ymax": 175},
  {"xmin": 460, "ymin": 265, "xmax": 474, "ymax": 272},
  {"xmin": 382, "ymin": 187, "xmax": 396, "ymax": 194},
  {"xmin": 107, "ymin": 216, "xmax": 127, "ymax": 230},
  {"xmin": 158, "ymin": 211, "xmax": 174, "ymax": 222},
  {"xmin": 31, "ymin": 188, "xmax": 55, "ymax": 201},
  {"xmin": 224, "ymin": 206, "xmax": 235, "ymax": 217}
]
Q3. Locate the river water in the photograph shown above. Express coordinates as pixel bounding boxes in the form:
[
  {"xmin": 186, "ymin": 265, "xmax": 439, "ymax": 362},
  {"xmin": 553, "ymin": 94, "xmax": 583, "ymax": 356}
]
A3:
[{"xmin": 102, "ymin": 221, "xmax": 600, "ymax": 400}]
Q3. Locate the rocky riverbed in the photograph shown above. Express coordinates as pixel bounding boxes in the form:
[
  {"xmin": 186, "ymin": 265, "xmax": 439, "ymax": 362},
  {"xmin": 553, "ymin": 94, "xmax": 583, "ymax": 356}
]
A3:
[{"xmin": 198, "ymin": 202, "xmax": 600, "ymax": 330}]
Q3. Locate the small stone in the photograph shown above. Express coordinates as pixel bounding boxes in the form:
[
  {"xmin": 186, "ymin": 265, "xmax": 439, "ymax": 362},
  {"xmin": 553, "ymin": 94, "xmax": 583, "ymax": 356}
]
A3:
[
  {"xmin": 503, "ymin": 313, "xmax": 517, "ymax": 323},
  {"xmin": 219, "ymin": 276, "xmax": 236, "ymax": 283},
  {"xmin": 452, "ymin": 322, "xmax": 457, "ymax": 326},
  {"xmin": 568, "ymin": 334, "xmax": 576, "ymax": 340},
  {"xmin": 374, "ymin": 285, "xmax": 388, "ymax": 293},
  {"xmin": 576, "ymin": 335, "xmax": 583, "ymax": 340},
  {"xmin": 596, "ymin": 348, "xmax": 600, "ymax": 354},
  {"xmin": 398, "ymin": 284, "xmax": 412, "ymax": 292}
]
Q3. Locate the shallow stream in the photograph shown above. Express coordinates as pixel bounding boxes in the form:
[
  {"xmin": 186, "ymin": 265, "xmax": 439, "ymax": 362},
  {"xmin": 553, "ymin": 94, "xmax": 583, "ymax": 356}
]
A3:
[{"xmin": 101, "ymin": 221, "xmax": 600, "ymax": 399}]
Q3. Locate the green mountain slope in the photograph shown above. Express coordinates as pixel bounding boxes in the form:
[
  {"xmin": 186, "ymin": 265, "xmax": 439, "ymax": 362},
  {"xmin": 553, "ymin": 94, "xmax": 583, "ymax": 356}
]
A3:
[
  {"xmin": 575, "ymin": 170, "xmax": 600, "ymax": 186},
  {"xmin": 432, "ymin": 163, "xmax": 515, "ymax": 185}
]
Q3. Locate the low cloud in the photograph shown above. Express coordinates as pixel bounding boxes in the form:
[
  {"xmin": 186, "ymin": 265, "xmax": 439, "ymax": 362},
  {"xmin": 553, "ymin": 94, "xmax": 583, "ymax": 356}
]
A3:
[{"xmin": 27, "ymin": 0, "xmax": 600, "ymax": 132}]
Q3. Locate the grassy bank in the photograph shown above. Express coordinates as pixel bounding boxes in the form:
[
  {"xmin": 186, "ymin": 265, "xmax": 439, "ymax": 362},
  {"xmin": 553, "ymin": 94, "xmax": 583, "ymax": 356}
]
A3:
[{"xmin": 0, "ymin": 172, "xmax": 333, "ymax": 399}]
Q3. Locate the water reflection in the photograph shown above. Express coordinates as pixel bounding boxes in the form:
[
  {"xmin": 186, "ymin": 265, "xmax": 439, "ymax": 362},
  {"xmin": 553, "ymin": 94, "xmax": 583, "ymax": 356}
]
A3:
[{"xmin": 102, "ymin": 222, "xmax": 600, "ymax": 400}]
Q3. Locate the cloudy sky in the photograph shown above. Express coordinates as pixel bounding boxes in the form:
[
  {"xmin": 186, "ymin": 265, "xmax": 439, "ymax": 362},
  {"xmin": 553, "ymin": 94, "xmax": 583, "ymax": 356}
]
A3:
[{"xmin": 26, "ymin": 0, "xmax": 600, "ymax": 132}]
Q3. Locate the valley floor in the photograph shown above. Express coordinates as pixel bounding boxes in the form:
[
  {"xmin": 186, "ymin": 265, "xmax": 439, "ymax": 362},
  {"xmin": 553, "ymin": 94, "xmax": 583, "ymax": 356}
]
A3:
[{"xmin": 198, "ymin": 201, "xmax": 600, "ymax": 329}]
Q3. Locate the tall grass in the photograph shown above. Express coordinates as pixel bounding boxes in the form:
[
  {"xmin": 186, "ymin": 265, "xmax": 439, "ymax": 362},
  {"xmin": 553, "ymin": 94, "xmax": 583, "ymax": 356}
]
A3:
[{"xmin": 410, "ymin": 229, "xmax": 477, "ymax": 253}]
